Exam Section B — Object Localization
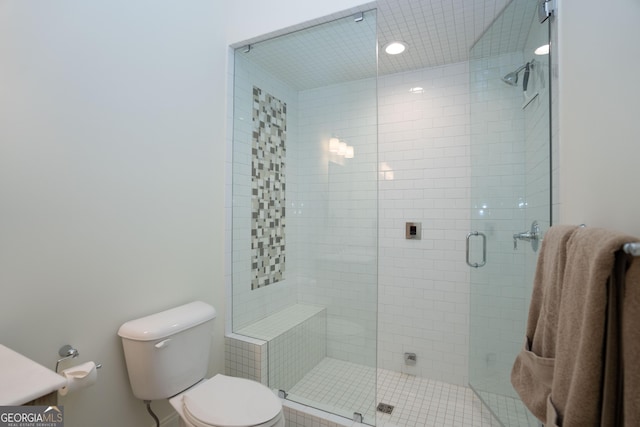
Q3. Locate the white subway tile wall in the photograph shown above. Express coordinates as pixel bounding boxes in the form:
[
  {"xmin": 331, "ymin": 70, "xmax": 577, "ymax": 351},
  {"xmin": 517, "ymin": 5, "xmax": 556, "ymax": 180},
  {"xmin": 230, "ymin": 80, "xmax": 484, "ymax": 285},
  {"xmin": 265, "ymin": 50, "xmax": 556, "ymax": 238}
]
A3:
[
  {"xmin": 296, "ymin": 78, "xmax": 378, "ymax": 366},
  {"xmin": 377, "ymin": 62, "xmax": 472, "ymax": 386}
]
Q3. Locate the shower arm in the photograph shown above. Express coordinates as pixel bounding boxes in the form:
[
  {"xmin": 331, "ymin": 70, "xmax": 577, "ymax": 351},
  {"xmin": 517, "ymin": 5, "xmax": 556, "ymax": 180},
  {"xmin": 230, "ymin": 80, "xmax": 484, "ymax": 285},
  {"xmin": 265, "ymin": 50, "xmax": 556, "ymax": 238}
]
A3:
[
  {"xmin": 511, "ymin": 60, "xmax": 536, "ymax": 78},
  {"xmin": 512, "ymin": 63, "xmax": 528, "ymax": 75}
]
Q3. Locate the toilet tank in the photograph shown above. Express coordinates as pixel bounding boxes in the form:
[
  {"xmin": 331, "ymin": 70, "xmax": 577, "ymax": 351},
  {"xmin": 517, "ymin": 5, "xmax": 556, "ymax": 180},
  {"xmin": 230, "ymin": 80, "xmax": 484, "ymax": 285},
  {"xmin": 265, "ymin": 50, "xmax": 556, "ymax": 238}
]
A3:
[{"xmin": 117, "ymin": 301, "xmax": 216, "ymax": 400}]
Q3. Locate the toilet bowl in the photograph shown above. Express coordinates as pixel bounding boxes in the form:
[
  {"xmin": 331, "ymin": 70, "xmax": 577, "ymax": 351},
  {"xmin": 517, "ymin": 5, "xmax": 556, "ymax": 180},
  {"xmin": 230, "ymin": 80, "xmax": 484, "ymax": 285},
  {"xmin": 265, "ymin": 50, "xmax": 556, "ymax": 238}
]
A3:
[{"xmin": 169, "ymin": 375, "xmax": 285, "ymax": 427}]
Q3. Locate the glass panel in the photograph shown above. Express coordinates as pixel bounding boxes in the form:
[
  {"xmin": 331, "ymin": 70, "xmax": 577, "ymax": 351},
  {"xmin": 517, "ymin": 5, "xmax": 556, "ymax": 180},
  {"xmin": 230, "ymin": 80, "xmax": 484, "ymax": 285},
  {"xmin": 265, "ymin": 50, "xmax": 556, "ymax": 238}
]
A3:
[
  {"xmin": 231, "ymin": 10, "xmax": 378, "ymax": 424},
  {"xmin": 468, "ymin": 0, "xmax": 551, "ymax": 425}
]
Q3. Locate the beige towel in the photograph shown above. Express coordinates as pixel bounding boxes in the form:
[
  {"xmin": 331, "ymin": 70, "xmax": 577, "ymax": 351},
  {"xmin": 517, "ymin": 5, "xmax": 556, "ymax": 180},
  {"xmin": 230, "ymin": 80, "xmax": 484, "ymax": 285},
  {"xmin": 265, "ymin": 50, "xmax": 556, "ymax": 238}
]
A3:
[
  {"xmin": 549, "ymin": 227, "xmax": 635, "ymax": 427},
  {"xmin": 512, "ymin": 225, "xmax": 639, "ymax": 426},
  {"xmin": 511, "ymin": 225, "xmax": 578, "ymax": 421},
  {"xmin": 622, "ymin": 257, "xmax": 640, "ymax": 426}
]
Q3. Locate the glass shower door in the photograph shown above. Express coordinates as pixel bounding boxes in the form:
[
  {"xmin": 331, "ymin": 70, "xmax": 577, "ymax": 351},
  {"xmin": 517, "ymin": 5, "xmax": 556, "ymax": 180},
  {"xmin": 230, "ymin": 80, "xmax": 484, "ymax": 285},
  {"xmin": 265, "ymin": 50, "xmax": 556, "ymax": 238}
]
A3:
[
  {"xmin": 231, "ymin": 10, "xmax": 378, "ymax": 425},
  {"xmin": 468, "ymin": 0, "xmax": 551, "ymax": 425}
]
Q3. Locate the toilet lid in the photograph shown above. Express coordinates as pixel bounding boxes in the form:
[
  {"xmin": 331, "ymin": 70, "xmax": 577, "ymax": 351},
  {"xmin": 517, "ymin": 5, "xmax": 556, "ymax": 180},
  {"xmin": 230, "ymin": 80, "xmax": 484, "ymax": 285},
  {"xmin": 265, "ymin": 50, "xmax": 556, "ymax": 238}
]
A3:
[{"xmin": 182, "ymin": 375, "xmax": 282, "ymax": 427}]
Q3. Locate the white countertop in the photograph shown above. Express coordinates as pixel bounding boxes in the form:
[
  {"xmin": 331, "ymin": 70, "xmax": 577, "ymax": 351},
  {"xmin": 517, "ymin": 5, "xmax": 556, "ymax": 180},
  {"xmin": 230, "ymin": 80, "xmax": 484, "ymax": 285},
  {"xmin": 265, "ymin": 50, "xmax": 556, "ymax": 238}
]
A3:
[{"xmin": 0, "ymin": 344, "xmax": 67, "ymax": 405}]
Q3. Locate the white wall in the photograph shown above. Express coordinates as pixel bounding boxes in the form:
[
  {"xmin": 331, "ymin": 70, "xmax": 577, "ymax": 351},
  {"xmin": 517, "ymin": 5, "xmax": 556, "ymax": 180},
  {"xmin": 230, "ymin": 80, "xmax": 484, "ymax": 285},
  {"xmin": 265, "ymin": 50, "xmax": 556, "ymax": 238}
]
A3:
[
  {"xmin": 558, "ymin": 0, "xmax": 640, "ymax": 235},
  {"xmin": 0, "ymin": 1, "xmax": 227, "ymax": 426}
]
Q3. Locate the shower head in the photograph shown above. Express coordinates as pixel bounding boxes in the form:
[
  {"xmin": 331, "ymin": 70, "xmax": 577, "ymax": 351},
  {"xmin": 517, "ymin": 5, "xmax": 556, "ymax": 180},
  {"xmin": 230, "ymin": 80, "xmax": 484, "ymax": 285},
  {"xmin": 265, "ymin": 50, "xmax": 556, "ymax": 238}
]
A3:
[
  {"xmin": 501, "ymin": 72, "xmax": 519, "ymax": 86},
  {"xmin": 501, "ymin": 63, "xmax": 528, "ymax": 86}
]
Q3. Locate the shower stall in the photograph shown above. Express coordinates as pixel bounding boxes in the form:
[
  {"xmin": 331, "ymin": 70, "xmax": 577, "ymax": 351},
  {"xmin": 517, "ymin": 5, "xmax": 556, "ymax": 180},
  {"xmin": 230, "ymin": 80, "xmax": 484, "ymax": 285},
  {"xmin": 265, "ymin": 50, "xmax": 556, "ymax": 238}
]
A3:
[{"xmin": 229, "ymin": 1, "xmax": 552, "ymax": 426}]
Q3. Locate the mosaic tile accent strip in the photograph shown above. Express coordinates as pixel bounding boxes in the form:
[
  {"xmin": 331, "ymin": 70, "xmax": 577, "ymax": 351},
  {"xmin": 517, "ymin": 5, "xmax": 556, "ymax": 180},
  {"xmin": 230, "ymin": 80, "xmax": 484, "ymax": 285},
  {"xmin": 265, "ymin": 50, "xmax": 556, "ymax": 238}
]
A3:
[{"xmin": 251, "ymin": 86, "xmax": 286, "ymax": 290}]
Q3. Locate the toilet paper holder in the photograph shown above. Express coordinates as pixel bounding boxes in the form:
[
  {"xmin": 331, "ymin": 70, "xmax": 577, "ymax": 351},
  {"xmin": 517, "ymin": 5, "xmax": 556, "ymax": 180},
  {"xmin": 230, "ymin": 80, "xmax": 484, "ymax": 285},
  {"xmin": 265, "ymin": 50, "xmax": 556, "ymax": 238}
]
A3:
[{"xmin": 55, "ymin": 345, "xmax": 102, "ymax": 373}]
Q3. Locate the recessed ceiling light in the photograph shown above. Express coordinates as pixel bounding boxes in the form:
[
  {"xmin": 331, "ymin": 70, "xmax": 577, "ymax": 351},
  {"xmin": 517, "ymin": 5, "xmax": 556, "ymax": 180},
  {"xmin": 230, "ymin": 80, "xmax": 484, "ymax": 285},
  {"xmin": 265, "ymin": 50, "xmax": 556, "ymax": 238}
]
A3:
[
  {"xmin": 534, "ymin": 44, "xmax": 550, "ymax": 55},
  {"xmin": 409, "ymin": 87, "xmax": 424, "ymax": 94},
  {"xmin": 384, "ymin": 41, "xmax": 407, "ymax": 55}
]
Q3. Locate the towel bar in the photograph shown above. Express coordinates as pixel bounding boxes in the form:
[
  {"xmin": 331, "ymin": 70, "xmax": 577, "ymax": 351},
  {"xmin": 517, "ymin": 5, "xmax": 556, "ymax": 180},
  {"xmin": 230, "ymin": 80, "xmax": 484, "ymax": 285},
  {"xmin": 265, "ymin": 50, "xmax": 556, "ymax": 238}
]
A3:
[
  {"xmin": 578, "ymin": 225, "xmax": 639, "ymax": 256},
  {"xmin": 623, "ymin": 242, "xmax": 640, "ymax": 256}
]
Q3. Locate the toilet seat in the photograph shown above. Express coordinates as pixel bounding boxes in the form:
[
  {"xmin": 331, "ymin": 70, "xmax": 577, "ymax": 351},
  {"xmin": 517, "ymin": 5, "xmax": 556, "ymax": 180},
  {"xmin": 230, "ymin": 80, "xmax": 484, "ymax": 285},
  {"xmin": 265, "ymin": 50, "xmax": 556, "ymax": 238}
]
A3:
[{"xmin": 178, "ymin": 374, "xmax": 283, "ymax": 427}]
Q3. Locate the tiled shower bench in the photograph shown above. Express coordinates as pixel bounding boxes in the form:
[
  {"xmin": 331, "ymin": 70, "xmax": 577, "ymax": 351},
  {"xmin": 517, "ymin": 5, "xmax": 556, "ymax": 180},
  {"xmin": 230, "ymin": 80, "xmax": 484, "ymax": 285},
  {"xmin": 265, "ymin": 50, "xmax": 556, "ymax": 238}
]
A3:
[{"xmin": 225, "ymin": 304, "xmax": 326, "ymax": 391}]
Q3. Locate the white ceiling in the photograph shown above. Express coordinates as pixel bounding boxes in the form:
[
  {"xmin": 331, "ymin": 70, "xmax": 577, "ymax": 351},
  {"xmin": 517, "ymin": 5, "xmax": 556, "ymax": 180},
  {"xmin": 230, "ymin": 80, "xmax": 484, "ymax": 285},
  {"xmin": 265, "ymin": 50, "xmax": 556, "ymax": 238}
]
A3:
[{"xmin": 236, "ymin": 0, "xmax": 537, "ymax": 91}]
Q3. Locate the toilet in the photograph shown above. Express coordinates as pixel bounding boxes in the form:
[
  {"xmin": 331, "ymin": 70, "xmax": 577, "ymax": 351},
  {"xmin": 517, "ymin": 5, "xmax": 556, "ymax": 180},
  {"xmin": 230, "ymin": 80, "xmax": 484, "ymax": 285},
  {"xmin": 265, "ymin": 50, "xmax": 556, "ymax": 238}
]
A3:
[{"xmin": 118, "ymin": 301, "xmax": 285, "ymax": 427}]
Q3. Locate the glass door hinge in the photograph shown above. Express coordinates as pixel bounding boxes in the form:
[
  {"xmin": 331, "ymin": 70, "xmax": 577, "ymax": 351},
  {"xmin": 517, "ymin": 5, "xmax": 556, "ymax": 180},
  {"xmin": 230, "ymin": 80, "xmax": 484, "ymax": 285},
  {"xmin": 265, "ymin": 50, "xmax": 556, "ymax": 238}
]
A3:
[{"xmin": 538, "ymin": 0, "xmax": 557, "ymax": 23}]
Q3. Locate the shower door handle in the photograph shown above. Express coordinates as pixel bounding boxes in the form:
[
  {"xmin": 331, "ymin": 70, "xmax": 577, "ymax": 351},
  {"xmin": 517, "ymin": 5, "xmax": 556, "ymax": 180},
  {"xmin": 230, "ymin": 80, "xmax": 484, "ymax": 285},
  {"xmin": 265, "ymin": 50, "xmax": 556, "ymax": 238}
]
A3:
[{"xmin": 466, "ymin": 231, "xmax": 487, "ymax": 268}]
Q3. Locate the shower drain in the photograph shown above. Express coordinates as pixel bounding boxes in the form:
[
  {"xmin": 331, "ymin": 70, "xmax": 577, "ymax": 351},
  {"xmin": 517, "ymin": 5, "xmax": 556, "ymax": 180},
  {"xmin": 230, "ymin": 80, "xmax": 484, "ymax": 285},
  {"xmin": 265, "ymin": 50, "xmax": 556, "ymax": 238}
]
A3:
[{"xmin": 377, "ymin": 403, "xmax": 395, "ymax": 414}]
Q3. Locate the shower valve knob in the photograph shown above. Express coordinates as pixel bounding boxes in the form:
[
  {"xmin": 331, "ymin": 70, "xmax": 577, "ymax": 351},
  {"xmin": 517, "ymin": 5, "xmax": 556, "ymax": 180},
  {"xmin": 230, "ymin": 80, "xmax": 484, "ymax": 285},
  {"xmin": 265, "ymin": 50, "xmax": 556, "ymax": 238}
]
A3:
[{"xmin": 513, "ymin": 221, "xmax": 541, "ymax": 252}]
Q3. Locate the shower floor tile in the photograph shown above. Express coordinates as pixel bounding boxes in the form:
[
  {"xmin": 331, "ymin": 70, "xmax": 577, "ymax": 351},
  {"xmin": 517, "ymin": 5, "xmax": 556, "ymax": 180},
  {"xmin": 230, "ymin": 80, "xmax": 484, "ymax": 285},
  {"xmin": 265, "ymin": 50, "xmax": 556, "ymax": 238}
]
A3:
[
  {"xmin": 287, "ymin": 358, "xmax": 377, "ymax": 422},
  {"xmin": 287, "ymin": 357, "xmax": 505, "ymax": 427}
]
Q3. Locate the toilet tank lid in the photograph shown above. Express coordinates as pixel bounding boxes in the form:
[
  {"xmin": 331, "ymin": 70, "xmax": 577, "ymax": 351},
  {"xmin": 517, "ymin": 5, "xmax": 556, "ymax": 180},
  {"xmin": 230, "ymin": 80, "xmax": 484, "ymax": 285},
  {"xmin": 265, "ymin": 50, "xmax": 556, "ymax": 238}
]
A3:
[{"xmin": 118, "ymin": 301, "xmax": 216, "ymax": 341}]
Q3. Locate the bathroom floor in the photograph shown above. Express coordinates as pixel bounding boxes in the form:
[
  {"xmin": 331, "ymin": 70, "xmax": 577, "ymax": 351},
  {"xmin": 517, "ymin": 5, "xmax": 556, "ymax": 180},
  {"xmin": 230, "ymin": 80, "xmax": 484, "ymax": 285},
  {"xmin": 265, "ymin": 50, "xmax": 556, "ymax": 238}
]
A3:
[{"xmin": 288, "ymin": 357, "xmax": 531, "ymax": 427}]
